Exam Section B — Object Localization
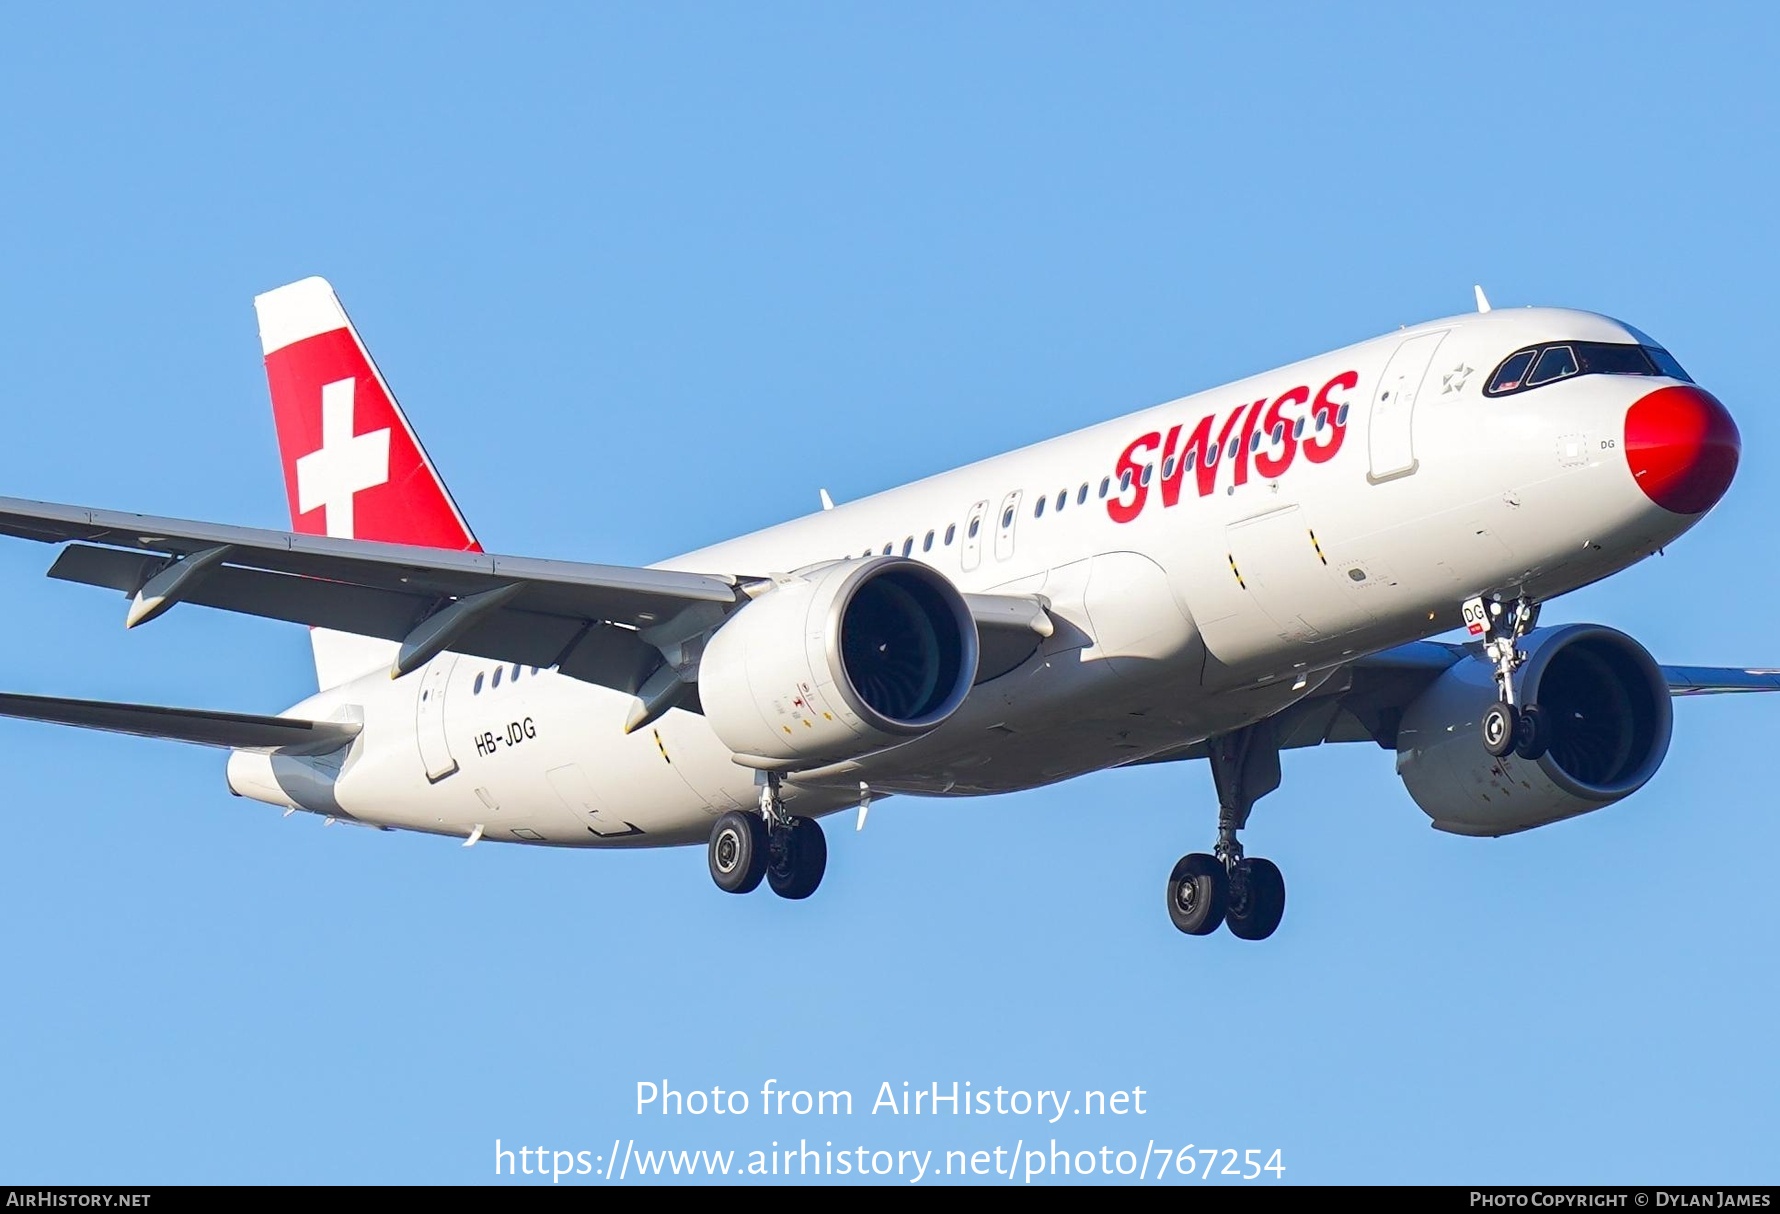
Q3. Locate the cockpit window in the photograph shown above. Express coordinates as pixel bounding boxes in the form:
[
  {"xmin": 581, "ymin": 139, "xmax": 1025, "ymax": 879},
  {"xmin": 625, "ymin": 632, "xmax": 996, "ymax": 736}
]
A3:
[
  {"xmin": 1484, "ymin": 341, "xmax": 1694, "ymax": 398},
  {"xmin": 1646, "ymin": 346, "xmax": 1691, "ymax": 380},
  {"xmin": 1487, "ymin": 349, "xmax": 1537, "ymax": 394},
  {"xmin": 1528, "ymin": 345, "xmax": 1579, "ymax": 386},
  {"xmin": 1575, "ymin": 343, "xmax": 1651, "ymax": 376}
]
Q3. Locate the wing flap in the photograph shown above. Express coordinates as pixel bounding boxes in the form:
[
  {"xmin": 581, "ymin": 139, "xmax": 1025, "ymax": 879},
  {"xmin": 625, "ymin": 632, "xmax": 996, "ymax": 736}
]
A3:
[
  {"xmin": 47, "ymin": 544, "xmax": 161, "ymax": 594},
  {"xmin": 0, "ymin": 692, "xmax": 360, "ymax": 753},
  {"xmin": 49, "ymin": 544, "xmax": 664, "ymax": 693}
]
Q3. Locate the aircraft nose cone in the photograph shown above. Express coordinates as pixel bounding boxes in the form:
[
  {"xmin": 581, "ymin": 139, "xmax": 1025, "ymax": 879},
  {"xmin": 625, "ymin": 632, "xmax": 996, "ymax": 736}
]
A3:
[{"xmin": 1624, "ymin": 385, "xmax": 1740, "ymax": 515}]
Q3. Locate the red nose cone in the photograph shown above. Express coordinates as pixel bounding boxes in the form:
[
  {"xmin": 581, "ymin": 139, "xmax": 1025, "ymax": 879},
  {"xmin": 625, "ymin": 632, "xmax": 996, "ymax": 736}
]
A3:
[{"xmin": 1624, "ymin": 385, "xmax": 1739, "ymax": 515}]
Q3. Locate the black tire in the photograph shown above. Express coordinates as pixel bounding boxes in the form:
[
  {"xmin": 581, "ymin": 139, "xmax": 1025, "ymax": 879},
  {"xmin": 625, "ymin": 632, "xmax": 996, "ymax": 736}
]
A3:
[
  {"xmin": 1481, "ymin": 701, "xmax": 1519, "ymax": 758},
  {"xmin": 766, "ymin": 816, "xmax": 828, "ymax": 900},
  {"xmin": 708, "ymin": 810, "xmax": 768, "ymax": 894},
  {"xmin": 1166, "ymin": 853, "xmax": 1228, "ymax": 936},
  {"xmin": 1225, "ymin": 857, "xmax": 1286, "ymax": 941},
  {"xmin": 1513, "ymin": 703, "xmax": 1550, "ymax": 762}
]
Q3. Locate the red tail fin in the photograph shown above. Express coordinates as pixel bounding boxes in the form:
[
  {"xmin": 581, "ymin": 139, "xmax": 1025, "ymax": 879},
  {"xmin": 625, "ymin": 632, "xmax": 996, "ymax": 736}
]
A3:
[
  {"xmin": 254, "ymin": 277, "xmax": 479, "ymax": 688},
  {"xmin": 255, "ymin": 277, "xmax": 479, "ymax": 552}
]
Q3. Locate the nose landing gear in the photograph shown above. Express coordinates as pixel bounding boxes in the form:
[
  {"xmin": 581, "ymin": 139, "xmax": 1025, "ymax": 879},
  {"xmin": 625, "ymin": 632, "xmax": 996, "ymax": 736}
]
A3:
[
  {"xmin": 1166, "ymin": 723, "xmax": 1287, "ymax": 942},
  {"xmin": 1465, "ymin": 594, "xmax": 1548, "ymax": 761}
]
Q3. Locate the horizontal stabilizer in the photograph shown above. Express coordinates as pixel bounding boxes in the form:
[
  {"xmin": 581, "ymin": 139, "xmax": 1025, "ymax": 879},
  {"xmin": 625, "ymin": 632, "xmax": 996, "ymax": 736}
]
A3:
[{"xmin": 0, "ymin": 692, "xmax": 360, "ymax": 754}]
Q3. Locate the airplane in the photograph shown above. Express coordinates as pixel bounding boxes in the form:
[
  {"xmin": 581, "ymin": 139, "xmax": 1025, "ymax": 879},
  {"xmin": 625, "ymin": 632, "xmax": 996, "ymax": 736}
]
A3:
[{"xmin": 0, "ymin": 277, "xmax": 1763, "ymax": 941}]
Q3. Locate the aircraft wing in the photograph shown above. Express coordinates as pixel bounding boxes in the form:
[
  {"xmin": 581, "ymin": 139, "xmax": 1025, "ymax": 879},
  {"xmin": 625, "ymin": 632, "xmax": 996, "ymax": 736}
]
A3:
[
  {"xmin": 0, "ymin": 691, "xmax": 359, "ymax": 754},
  {"xmin": 1130, "ymin": 641, "xmax": 1780, "ymax": 765},
  {"xmin": 1657, "ymin": 666, "xmax": 1780, "ymax": 695},
  {"xmin": 1283, "ymin": 643, "xmax": 1780, "ymax": 750},
  {"xmin": 0, "ymin": 493, "xmax": 740, "ymax": 695},
  {"xmin": 0, "ymin": 495, "xmax": 1051, "ymax": 698}
]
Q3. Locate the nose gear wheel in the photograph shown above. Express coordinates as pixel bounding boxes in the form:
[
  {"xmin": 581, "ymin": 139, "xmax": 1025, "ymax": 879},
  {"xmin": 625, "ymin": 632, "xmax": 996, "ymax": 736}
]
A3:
[{"xmin": 1464, "ymin": 594, "xmax": 1547, "ymax": 761}]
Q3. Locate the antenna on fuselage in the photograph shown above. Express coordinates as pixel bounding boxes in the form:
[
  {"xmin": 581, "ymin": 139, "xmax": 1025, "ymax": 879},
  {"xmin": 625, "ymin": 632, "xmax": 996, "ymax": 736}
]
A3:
[
  {"xmin": 1474, "ymin": 285, "xmax": 1492, "ymax": 313},
  {"xmin": 819, "ymin": 488, "xmax": 835, "ymax": 511}
]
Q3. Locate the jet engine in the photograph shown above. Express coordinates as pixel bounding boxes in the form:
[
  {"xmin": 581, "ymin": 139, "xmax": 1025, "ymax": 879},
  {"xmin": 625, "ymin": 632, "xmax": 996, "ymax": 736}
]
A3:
[
  {"xmin": 1395, "ymin": 624, "xmax": 1672, "ymax": 836},
  {"xmin": 697, "ymin": 556, "xmax": 979, "ymax": 767}
]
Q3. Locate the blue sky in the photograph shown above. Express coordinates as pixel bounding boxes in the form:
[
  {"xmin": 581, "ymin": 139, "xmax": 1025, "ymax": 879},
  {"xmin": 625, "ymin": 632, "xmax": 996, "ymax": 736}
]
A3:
[{"xmin": 1, "ymin": 3, "xmax": 1775, "ymax": 1185}]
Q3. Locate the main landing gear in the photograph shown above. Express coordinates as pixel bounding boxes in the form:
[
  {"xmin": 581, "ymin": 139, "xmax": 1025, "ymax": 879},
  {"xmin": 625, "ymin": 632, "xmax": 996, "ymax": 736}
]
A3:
[
  {"xmin": 1167, "ymin": 723, "xmax": 1287, "ymax": 942},
  {"xmin": 707, "ymin": 773, "xmax": 828, "ymax": 900},
  {"xmin": 1464, "ymin": 594, "xmax": 1548, "ymax": 762}
]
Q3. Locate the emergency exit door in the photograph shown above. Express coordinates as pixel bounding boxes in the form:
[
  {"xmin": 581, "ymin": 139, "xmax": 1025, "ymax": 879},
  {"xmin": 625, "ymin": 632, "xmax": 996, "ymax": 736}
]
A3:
[{"xmin": 415, "ymin": 654, "xmax": 459, "ymax": 782}]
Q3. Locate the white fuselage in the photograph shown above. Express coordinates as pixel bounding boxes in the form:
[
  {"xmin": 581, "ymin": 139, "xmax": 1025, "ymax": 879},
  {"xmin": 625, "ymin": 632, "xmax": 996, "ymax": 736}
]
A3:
[{"xmin": 225, "ymin": 307, "xmax": 1705, "ymax": 847}]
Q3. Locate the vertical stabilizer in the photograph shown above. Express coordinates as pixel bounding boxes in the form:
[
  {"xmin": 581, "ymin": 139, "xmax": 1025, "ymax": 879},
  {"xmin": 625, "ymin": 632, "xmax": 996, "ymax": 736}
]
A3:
[{"xmin": 253, "ymin": 277, "xmax": 481, "ymax": 689}]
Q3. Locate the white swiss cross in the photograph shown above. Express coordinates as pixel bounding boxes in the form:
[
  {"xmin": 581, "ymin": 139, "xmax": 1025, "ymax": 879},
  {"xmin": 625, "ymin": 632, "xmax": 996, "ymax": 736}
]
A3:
[{"xmin": 295, "ymin": 378, "xmax": 390, "ymax": 538}]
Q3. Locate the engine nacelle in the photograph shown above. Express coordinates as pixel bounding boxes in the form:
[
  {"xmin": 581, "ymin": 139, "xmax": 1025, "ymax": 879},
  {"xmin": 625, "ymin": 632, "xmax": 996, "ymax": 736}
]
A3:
[
  {"xmin": 698, "ymin": 557, "xmax": 979, "ymax": 767},
  {"xmin": 1396, "ymin": 624, "xmax": 1672, "ymax": 836}
]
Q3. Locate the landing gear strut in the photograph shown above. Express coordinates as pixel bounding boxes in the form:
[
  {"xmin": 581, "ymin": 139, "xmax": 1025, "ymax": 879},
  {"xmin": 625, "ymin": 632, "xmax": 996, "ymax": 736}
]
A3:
[
  {"xmin": 1464, "ymin": 594, "xmax": 1548, "ymax": 761},
  {"xmin": 1166, "ymin": 722, "xmax": 1287, "ymax": 941},
  {"xmin": 707, "ymin": 773, "xmax": 828, "ymax": 899}
]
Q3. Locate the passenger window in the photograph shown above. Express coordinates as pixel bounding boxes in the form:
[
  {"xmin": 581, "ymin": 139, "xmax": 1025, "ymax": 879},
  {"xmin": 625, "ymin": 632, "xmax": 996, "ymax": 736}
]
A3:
[
  {"xmin": 1056, "ymin": 490, "xmax": 1066, "ymax": 512},
  {"xmin": 882, "ymin": 543, "xmax": 893, "ymax": 555},
  {"xmin": 1001, "ymin": 507, "xmax": 1014, "ymax": 528},
  {"xmin": 1270, "ymin": 422, "xmax": 1284, "ymax": 444},
  {"xmin": 1162, "ymin": 456, "xmax": 1176, "ymax": 479},
  {"xmin": 1077, "ymin": 483, "xmax": 1088, "ymax": 505},
  {"xmin": 1487, "ymin": 348, "xmax": 1538, "ymax": 394},
  {"xmin": 923, "ymin": 530, "xmax": 934, "ymax": 552},
  {"xmin": 902, "ymin": 537, "xmax": 913, "ymax": 556},
  {"xmin": 473, "ymin": 673, "xmax": 484, "ymax": 694},
  {"xmin": 1119, "ymin": 470, "xmax": 1132, "ymax": 492},
  {"xmin": 945, "ymin": 524, "xmax": 956, "ymax": 545},
  {"xmin": 1140, "ymin": 464, "xmax": 1153, "ymax": 486},
  {"xmin": 1528, "ymin": 345, "xmax": 1579, "ymax": 386},
  {"xmin": 512, "ymin": 663, "xmax": 522, "ymax": 680},
  {"xmin": 1293, "ymin": 418, "xmax": 1305, "ymax": 439},
  {"xmin": 1099, "ymin": 477, "xmax": 1111, "ymax": 499},
  {"xmin": 1034, "ymin": 497, "xmax": 1045, "ymax": 518},
  {"xmin": 491, "ymin": 667, "xmax": 502, "ymax": 689},
  {"xmin": 968, "ymin": 518, "xmax": 980, "ymax": 539}
]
